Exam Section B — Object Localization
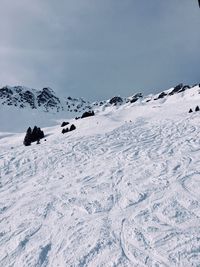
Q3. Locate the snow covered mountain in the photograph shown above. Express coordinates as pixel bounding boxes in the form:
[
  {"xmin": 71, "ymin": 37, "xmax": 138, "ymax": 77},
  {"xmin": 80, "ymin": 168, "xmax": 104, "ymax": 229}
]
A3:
[
  {"xmin": 0, "ymin": 86, "xmax": 92, "ymax": 132},
  {"xmin": 0, "ymin": 83, "xmax": 199, "ymax": 133},
  {"xmin": 1, "ymin": 84, "xmax": 200, "ymax": 266},
  {"xmin": 0, "ymin": 85, "xmax": 91, "ymax": 113}
]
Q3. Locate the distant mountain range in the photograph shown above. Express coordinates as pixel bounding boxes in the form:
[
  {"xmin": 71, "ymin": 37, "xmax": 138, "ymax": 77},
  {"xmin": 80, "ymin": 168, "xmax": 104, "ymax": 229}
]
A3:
[
  {"xmin": 0, "ymin": 83, "xmax": 199, "ymax": 132},
  {"xmin": 1, "ymin": 83, "xmax": 199, "ymax": 113},
  {"xmin": 0, "ymin": 86, "xmax": 91, "ymax": 113}
]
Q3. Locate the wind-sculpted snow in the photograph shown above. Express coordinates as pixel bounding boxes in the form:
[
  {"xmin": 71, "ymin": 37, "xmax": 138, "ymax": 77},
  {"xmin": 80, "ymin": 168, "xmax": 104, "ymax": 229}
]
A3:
[{"xmin": 1, "ymin": 110, "xmax": 200, "ymax": 266}]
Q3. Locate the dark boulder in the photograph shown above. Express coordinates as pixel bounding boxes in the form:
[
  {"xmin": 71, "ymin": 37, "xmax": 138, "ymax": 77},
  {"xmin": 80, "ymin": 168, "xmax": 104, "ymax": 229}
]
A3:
[
  {"xmin": 62, "ymin": 128, "xmax": 69, "ymax": 134},
  {"xmin": 189, "ymin": 108, "xmax": 193, "ymax": 113},
  {"xmin": 195, "ymin": 106, "xmax": 200, "ymax": 112},
  {"xmin": 81, "ymin": 111, "xmax": 95, "ymax": 119},
  {"xmin": 70, "ymin": 124, "xmax": 76, "ymax": 131},
  {"xmin": 61, "ymin": 121, "xmax": 69, "ymax": 127}
]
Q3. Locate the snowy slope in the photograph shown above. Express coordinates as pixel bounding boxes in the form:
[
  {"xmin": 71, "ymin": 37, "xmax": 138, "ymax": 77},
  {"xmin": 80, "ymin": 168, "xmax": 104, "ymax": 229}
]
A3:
[{"xmin": 1, "ymin": 86, "xmax": 200, "ymax": 266}]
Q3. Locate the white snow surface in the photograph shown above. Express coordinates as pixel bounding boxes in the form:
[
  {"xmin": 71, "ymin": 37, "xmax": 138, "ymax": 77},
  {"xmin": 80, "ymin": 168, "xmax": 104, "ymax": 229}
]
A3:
[{"xmin": 1, "ymin": 86, "xmax": 200, "ymax": 266}]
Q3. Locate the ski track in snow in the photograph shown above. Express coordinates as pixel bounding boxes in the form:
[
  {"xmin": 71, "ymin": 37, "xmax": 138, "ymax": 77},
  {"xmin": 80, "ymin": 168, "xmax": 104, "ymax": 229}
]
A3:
[{"xmin": 1, "ymin": 113, "xmax": 200, "ymax": 266}]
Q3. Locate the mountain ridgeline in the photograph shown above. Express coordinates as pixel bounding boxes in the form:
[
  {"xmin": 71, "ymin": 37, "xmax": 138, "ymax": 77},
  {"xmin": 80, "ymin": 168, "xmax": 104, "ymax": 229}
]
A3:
[
  {"xmin": 0, "ymin": 83, "xmax": 200, "ymax": 133},
  {"xmin": 0, "ymin": 86, "xmax": 91, "ymax": 113},
  {"xmin": 0, "ymin": 83, "xmax": 200, "ymax": 114}
]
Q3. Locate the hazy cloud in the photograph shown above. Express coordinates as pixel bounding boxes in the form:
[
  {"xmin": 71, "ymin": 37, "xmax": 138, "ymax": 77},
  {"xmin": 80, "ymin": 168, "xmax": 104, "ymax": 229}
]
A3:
[{"xmin": 0, "ymin": 0, "xmax": 199, "ymax": 100}]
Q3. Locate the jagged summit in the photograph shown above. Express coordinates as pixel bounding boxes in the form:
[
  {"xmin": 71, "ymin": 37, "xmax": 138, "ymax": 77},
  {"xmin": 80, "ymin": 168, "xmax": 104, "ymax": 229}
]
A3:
[
  {"xmin": 0, "ymin": 86, "xmax": 61, "ymax": 112},
  {"xmin": 0, "ymin": 83, "xmax": 199, "ymax": 113},
  {"xmin": 0, "ymin": 85, "xmax": 91, "ymax": 113}
]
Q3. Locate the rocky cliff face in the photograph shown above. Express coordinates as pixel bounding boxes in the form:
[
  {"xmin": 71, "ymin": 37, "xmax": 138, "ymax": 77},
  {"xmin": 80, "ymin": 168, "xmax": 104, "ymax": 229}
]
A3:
[
  {"xmin": 0, "ymin": 86, "xmax": 62, "ymax": 112},
  {"xmin": 0, "ymin": 86, "xmax": 91, "ymax": 113}
]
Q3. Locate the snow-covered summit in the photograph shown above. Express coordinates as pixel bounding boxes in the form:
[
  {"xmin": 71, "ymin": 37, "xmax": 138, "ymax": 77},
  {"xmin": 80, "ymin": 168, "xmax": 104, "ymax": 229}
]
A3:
[
  {"xmin": 0, "ymin": 85, "xmax": 91, "ymax": 113},
  {"xmin": 0, "ymin": 86, "xmax": 61, "ymax": 112}
]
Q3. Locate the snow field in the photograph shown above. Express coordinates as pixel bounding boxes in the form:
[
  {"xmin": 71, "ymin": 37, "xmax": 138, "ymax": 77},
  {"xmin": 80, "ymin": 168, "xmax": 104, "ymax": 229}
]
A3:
[{"xmin": 1, "ymin": 87, "xmax": 200, "ymax": 266}]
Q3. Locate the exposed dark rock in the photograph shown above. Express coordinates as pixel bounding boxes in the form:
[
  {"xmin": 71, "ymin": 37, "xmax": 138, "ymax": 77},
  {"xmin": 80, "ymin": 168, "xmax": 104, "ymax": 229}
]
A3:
[
  {"xmin": 130, "ymin": 98, "xmax": 138, "ymax": 103},
  {"xmin": 70, "ymin": 124, "xmax": 76, "ymax": 131},
  {"xmin": 62, "ymin": 124, "xmax": 76, "ymax": 134},
  {"xmin": 81, "ymin": 111, "xmax": 95, "ymax": 119},
  {"xmin": 195, "ymin": 106, "xmax": 200, "ymax": 112},
  {"xmin": 62, "ymin": 128, "xmax": 68, "ymax": 134},
  {"xmin": 157, "ymin": 92, "xmax": 167, "ymax": 99},
  {"xmin": 21, "ymin": 90, "xmax": 36, "ymax": 109},
  {"xmin": 109, "ymin": 96, "xmax": 123, "ymax": 105},
  {"xmin": 37, "ymin": 88, "xmax": 61, "ymax": 111},
  {"xmin": 129, "ymin": 93, "xmax": 143, "ymax": 103},
  {"xmin": 178, "ymin": 85, "xmax": 190, "ymax": 93},
  {"xmin": 189, "ymin": 108, "xmax": 193, "ymax": 113},
  {"xmin": 169, "ymin": 83, "xmax": 183, "ymax": 95},
  {"xmin": 0, "ymin": 87, "xmax": 13, "ymax": 98}
]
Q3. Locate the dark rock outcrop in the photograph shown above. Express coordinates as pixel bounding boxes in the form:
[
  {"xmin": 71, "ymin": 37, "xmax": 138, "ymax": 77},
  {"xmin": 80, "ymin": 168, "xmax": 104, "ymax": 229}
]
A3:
[
  {"xmin": 62, "ymin": 128, "xmax": 69, "ymax": 134},
  {"xmin": 178, "ymin": 85, "xmax": 190, "ymax": 93},
  {"xmin": 70, "ymin": 124, "xmax": 76, "ymax": 131},
  {"xmin": 155, "ymin": 92, "xmax": 167, "ymax": 100},
  {"xmin": 169, "ymin": 84, "xmax": 183, "ymax": 95},
  {"xmin": 189, "ymin": 108, "xmax": 193, "ymax": 113},
  {"xmin": 37, "ymin": 88, "xmax": 61, "ymax": 112},
  {"xmin": 0, "ymin": 86, "xmax": 63, "ymax": 112},
  {"xmin": 109, "ymin": 96, "xmax": 123, "ymax": 105},
  {"xmin": 62, "ymin": 124, "xmax": 76, "ymax": 134},
  {"xmin": 81, "ymin": 111, "xmax": 95, "ymax": 119}
]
